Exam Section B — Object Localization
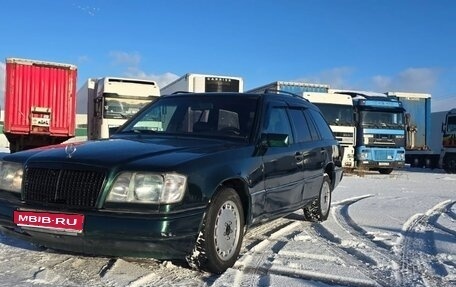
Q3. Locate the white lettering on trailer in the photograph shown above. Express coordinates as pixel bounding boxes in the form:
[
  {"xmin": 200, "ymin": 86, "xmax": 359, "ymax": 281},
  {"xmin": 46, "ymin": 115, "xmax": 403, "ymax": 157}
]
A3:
[{"xmin": 207, "ymin": 77, "xmax": 232, "ymax": 82}]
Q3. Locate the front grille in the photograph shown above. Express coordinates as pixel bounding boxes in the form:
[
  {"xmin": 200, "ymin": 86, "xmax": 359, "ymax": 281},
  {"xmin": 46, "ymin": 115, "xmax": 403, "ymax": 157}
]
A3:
[
  {"xmin": 374, "ymin": 150, "xmax": 395, "ymax": 161},
  {"xmin": 23, "ymin": 168, "xmax": 106, "ymax": 208}
]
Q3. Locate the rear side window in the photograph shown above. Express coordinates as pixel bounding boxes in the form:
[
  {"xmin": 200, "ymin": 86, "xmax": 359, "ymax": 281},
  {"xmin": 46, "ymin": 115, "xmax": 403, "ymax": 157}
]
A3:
[
  {"xmin": 308, "ymin": 109, "xmax": 335, "ymax": 140},
  {"xmin": 288, "ymin": 108, "xmax": 312, "ymax": 142},
  {"xmin": 303, "ymin": 110, "xmax": 320, "ymax": 140}
]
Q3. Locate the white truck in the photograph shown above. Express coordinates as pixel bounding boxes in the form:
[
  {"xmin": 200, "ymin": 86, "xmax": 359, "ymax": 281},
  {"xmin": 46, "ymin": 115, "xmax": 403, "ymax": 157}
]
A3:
[
  {"xmin": 303, "ymin": 92, "xmax": 356, "ymax": 169},
  {"xmin": 160, "ymin": 73, "xmax": 244, "ymax": 94},
  {"xmin": 78, "ymin": 77, "xmax": 160, "ymax": 140}
]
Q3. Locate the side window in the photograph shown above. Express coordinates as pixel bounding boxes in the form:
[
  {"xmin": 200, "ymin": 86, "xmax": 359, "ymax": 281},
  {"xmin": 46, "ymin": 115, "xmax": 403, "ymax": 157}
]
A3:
[
  {"xmin": 309, "ymin": 109, "xmax": 335, "ymax": 140},
  {"xmin": 303, "ymin": 111, "xmax": 320, "ymax": 140},
  {"xmin": 288, "ymin": 108, "xmax": 312, "ymax": 142},
  {"xmin": 263, "ymin": 106, "xmax": 294, "ymax": 144}
]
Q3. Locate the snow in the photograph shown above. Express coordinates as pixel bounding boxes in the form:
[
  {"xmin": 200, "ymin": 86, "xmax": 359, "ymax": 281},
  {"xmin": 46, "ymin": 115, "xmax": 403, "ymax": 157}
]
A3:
[{"xmin": 0, "ymin": 168, "xmax": 455, "ymax": 286}]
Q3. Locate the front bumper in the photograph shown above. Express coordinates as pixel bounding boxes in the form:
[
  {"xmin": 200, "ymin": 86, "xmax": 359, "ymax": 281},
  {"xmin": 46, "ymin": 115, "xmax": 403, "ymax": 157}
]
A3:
[
  {"xmin": 0, "ymin": 195, "xmax": 205, "ymax": 259},
  {"xmin": 357, "ymin": 160, "xmax": 405, "ymax": 170}
]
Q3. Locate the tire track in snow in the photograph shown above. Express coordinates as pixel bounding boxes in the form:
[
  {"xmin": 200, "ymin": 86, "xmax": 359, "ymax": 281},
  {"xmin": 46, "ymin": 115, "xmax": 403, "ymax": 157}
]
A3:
[
  {"xmin": 232, "ymin": 220, "xmax": 302, "ymax": 286},
  {"xmin": 313, "ymin": 194, "xmax": 401, "ymax": 286},
  {"xmin": 398, "ymin": 199, "xmax": 456, "ymax": 287},
  {"xmin": 213, "ymin": 214, "xmax": 379, "ymax": 287}
]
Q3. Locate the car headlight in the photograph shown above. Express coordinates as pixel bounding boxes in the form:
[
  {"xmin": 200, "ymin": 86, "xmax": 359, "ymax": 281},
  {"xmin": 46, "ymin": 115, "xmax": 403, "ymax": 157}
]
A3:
[
  {"xmin": 106, "ymin": 172, "xmax": 187, "ymax": 204},
  {"xmin": 0, "ymin": 162, "xmax": 23, "ymax": 193}
]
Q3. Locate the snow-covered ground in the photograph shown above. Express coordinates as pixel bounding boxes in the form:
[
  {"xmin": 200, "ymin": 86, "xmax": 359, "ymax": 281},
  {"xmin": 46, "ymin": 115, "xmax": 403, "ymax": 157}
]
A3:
[{"xmin": 0, "ymin": 168, "xmax": 455, "ymax": 287}]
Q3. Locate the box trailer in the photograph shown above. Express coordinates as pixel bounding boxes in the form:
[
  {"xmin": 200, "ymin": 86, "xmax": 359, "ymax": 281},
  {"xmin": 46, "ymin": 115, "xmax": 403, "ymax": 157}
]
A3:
[
  {"xmin": 247, "ymin": 81, "xmax": 329, "ymax": 95},
  {"xmin": 386, "ymin": 92, "xmax": 440, "ymax": 168},
  {"xmin": 160, "ymin": 73, "xmax": 244, "ymax": 94},
  {"xmin": 4, "ymin": 58, "xmax": 77, "ymax": 152}
]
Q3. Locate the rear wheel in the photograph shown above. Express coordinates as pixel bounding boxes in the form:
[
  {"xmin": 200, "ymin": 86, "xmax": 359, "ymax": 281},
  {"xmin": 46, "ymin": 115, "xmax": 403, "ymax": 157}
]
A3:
[
  {"xmin": 303, "ymin": 174, "xmax": 331, "ymax": 222},
  {"xmin": 186, "ymin": 187, "xmax": 244, "ymax": 273}
]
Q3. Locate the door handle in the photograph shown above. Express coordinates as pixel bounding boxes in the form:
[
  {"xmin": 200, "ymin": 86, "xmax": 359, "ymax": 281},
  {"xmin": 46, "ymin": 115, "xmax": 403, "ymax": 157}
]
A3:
[{"xmin": 295, "ymin": 152, "xmax": 304, "ymax": 167}]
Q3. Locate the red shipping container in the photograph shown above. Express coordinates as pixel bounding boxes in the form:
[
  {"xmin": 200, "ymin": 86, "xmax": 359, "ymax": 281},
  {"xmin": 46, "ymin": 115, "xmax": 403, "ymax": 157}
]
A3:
[{"xmin": 4, "ymin": 58, "xmax": 77, "ymax": 152}]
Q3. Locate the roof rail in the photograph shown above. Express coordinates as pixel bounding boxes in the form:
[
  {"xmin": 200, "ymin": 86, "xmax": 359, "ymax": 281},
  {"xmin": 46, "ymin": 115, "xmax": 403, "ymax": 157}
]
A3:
[{"xmin": 264, "ymin": 89, "xmax": 308, "ymax": 101}]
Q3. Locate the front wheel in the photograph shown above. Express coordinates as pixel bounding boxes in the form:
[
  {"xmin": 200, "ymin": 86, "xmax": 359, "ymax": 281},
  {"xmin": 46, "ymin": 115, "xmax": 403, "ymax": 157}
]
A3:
[
  {"xmin": 303, "ymin": 174, "xmax": 332, "ymax": 222},
  {"xmin": 187, "ymin": 187, "xmax": 244, "ymax": 274}
]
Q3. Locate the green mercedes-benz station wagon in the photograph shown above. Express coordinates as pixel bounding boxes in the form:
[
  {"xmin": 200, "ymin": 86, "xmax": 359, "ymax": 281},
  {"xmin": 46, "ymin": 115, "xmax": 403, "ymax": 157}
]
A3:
[{"xmin": 0, "ymin": 91, "xmax": 342, "ymax": 273}]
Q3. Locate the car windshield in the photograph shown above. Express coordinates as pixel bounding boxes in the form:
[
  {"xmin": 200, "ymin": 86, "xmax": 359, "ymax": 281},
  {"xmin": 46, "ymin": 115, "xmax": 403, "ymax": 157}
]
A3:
[{"xmin": 117, "ymin": 94, "xmax": 259, "ymax": 140}]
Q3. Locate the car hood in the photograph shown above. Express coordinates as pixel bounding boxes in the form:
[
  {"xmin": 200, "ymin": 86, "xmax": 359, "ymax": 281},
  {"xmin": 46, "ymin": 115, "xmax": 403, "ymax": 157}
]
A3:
[{"xmin": 3, "ymin": 137, "xmax": 242, "ymax": 170}]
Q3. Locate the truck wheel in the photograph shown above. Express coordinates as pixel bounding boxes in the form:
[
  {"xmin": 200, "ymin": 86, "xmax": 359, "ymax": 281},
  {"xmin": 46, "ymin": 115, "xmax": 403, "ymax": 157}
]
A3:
[
  {"xmin": 9, "ymin": 141, "xmax": 17, "ymax": 153},
  {"xmin": 303, "ymin": 174, "xmax": 331, "ymax": 222},
  {"xmin": 187, "ymin": 187, "xmax": 244, "ymax": 274},
  {"xmin": 379, "ymin": 168, "xmax": 393, "ymax": 174}
]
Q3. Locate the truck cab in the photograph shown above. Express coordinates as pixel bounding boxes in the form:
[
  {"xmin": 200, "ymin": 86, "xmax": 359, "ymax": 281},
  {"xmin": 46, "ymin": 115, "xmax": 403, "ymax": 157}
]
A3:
[
  {"xmin": 303, "ymin": 92, "xmax": 356, "ymax": 169},
  {"xmin": 336, "ymin": 91, "xmax": 406, "ymax": 174},
  {"xmin": 87, "ymin": 77, "xmax": 160, "ymax": 139},
  {"xmin": 440, "ymin": 108, "xmax": 456, "ymax": 173}
]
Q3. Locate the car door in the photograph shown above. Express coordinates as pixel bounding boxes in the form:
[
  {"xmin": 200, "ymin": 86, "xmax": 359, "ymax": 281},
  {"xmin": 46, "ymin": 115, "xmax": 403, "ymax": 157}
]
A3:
[
  {"xmin": 262, "ymin": 101, "xmax": 304, "ymax": 215},
  {"xmin": 302, "ymin": 109, "xmax": 332, "ymax": 200},
  {"xmin": 288, "ymin": 107, "xmax": 325, "ymax": 202}
]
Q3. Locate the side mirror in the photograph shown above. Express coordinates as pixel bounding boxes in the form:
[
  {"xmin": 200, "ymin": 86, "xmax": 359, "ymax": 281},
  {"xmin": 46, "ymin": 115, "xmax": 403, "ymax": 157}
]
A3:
[
  {"xmin": 442, "ymin": 123, "xmax": 446, "ymax": 133},
  {"xmin": 260, "ymin": 133, "xmax": 289, "ymax": 148}
]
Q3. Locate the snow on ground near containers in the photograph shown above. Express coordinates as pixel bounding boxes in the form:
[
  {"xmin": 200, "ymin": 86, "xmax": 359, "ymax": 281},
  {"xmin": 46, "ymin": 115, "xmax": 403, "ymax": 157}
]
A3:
[{"xmin": 0, "ymin": 168, "xmax": 454, "ymax": 286}]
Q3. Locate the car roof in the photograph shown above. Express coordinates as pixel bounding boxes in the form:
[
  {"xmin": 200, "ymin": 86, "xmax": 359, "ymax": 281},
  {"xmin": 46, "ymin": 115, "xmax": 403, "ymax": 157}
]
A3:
[{"xmin": 161, "ymin": 91, "xmax": 318, "ymax": 109}]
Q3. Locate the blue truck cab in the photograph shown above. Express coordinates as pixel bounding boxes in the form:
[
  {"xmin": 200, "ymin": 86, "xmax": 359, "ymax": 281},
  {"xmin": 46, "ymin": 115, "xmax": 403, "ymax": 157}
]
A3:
[{"xmin": 337, "ymin": 91, "xmax": 405, "ymax": 174}]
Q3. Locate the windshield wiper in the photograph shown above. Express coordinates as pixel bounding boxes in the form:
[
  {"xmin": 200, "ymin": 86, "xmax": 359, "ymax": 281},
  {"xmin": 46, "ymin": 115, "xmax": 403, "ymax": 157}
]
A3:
[
  {"xmin": 116, "ymin": 129, "xmax": 158, "ymax": 135},
  {"xmin": 107, "ymin": 112, "xmax": 128, "ymax": 119}
]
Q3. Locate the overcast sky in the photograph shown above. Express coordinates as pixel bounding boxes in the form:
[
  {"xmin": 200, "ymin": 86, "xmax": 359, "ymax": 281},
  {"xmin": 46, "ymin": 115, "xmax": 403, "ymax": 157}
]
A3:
[{"xmin": 0, "ymin": 0, "xmax": 455, "ymax": 112}]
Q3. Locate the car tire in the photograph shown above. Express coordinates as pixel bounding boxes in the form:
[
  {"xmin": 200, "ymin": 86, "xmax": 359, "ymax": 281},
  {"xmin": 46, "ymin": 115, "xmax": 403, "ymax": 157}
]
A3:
[
  {"xmin": 186, "ymin": 187, "xmax": 244, "ymax": 274},
  {"xmin": 303, "ymin": 174, "xmax": 331, "ymax": 222}
]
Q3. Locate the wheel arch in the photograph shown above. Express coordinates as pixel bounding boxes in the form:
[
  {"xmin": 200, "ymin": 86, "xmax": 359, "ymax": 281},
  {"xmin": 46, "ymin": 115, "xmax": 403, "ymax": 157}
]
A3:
[
  {"xmin": 218, "ymin": 178, "xmax": 251, "ymax": 227},
  {"xmin": 324, "ymin": 163, "xmax": 335, "ymax": 190}
]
